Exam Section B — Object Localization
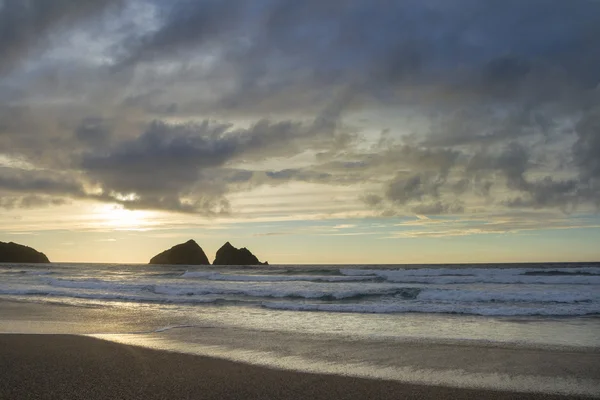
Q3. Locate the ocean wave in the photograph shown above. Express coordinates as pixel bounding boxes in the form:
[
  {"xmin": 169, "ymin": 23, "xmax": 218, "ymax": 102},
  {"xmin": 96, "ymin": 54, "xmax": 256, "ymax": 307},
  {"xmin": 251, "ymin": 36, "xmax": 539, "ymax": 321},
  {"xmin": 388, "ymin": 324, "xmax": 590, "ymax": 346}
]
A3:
[
  {"xmin": 150, "ymin": 284, "xmax": 421, "ymax": 300},
  {"xmin": 4, "ymin": 264, "xmax": 600, "ymax": 317},
  {"xmin": 21, "ymin": 274, "xmax": 600, "ymax": 305},
  {"xmin": 418, "ymin": 288, "xmax": 599, "ymax": 304},
  {"xmin": 43, "ymin": 276, "xmax": 418, "ymax": 300},
  {"xmin": 0, "ymin": 287, "xmax": 227, "ymax": 305},
  {"xmin": 5, "ymin": 282, "xmax": 595, "ymax": 306},
  {"xmin": 45, "ymin": 278, "xmax": 150, "ymax": 291},
  {"xmin": 180, "ymin": 270, "xmax": 378, "ymax": 282},
  {"xmin": 340, "ymin": 267, "xmax": 600, "ymax": 285},
  {"xmin": 3, "ymin": 280, "xmax": 422, "ymax": 302},
  {"xmin": 261, "ymin": 301, "xmax": 600, "ymax": 316},
  {"xmin": 521, "ymin": 270, "xmax": 600, "ymax": 276},
  {"xmin": 0, "ymin": 269, "xmax": 54, "ymax": 276},
  {"xmin": 3, "ymin": 285, "xmax": 599, "ymax": 315}
]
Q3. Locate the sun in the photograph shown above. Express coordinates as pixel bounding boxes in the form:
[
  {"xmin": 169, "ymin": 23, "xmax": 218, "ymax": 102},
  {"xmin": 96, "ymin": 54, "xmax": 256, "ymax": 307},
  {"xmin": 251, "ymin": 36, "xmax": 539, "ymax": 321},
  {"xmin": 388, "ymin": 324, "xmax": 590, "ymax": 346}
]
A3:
[{"xmin": 94, "ymin": 204, "xmax": 154, "ymax": 230}]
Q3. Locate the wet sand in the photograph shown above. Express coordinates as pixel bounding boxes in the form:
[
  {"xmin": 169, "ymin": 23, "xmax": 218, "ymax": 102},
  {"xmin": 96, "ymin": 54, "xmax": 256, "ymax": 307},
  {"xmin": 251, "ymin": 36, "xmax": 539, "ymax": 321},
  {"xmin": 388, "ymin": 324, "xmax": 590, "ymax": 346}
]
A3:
[{"xmin": 0, "ymin": 334, "xmax": 589, "ymax": 400}]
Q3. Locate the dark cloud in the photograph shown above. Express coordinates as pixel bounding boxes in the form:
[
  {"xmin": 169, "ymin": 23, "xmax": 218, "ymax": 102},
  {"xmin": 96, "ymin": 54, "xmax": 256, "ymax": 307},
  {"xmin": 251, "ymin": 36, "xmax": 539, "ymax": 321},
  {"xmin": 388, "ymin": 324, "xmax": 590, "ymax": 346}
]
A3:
[
  {"xmin": 99, "ymin": 193, "xmax": 231, "ymax": 215},
  {"xmin": 355, "ymin": 134, "xmax": 594, "ymax": 215},
  {"xmin": 451, "ymin": 178, "xmax": 470, "ymax": 195},
  {"xmin": 0, "ymin": 105, "xmax": 26, "ymax": 132},
  {"xmin": 79, "ymin": 114, "xmax": 348, "ymax": 212},
  {"xmin": 0, "ymin": 167, "xmax": 84, "ymax": 197},
  {"xmin": 422, "ymin": 106, "xmax": 558, "ymax": 148},
  {"xmin": 1, "ymin": 0, "xmax": 600, "ymax": 219},
  {"xmin": 0, "ymin": 194, "xmax": 68, "ymax": 210},
  {"xmin": 111, "ymin": 0, "xmax": 600, "ymax": 115},
  {"xmin": 80, "ymin": 120, "xmax": 236, "ymax": 212},
  {"xmin": 496, "ymin": 143, "xmax": 530, "ymax": 190},
  {"xmin": 503, "ymin": 176, "xmax": 579, "ymax": 211},
  {"xmin": 0, "ymin": 166, "xmax": 83, "ymax": 210},
  {"xmin": 412, "ymin": 201, "xmax": 464, "ymax": 215},
  {"xmin": 362, "ymin": 194, "xmax": 383, "ymax": 208},
  {"xmin": 75, "ymin": 117, "xmax": 112, "ymax": 146},
  {"xmin": 464, "ymin": 143, "xmax": 585, "ymax": 210},
  {"xmin": 119, "ymin": 0, "xmax": 244, "ymax": 66},
  {"xmin": 573, "ymin": 107, "xmax": 600, "ymax": 182},
  {"xmin": 386, "ymin": 173, "xmax": 448, "ymax": 205},
  {"xmin": 0, "ymin": 0, "xmax": 122, "ymax": 73},
  {"xmin": 266, "ymin": 169, "xmax": 331, "ymax": 183}
]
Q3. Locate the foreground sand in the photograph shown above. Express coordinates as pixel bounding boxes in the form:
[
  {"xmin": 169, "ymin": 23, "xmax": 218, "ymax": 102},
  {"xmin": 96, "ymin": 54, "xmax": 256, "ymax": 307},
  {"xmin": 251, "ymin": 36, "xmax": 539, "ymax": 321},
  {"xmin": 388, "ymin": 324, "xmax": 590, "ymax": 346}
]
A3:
[{"xmin": 0, "ymin": 334, "xmax": 588, "ymax": 400}]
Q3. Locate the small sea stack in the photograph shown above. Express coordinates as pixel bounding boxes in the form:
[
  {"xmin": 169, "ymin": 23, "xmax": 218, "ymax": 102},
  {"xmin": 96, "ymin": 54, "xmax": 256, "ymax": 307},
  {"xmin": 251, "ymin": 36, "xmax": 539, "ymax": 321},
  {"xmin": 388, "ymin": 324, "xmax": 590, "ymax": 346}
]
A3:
[
  {"xmin": 149, "ymin": 239, "xmax": 210, "ymax": 265},
  {"xmin": 213, "ymin": 242, "xmax": 267, "ymax": 266},
  {"xmin": 0, "ymin": 241, "xmax": 50, "ymax": 263}
]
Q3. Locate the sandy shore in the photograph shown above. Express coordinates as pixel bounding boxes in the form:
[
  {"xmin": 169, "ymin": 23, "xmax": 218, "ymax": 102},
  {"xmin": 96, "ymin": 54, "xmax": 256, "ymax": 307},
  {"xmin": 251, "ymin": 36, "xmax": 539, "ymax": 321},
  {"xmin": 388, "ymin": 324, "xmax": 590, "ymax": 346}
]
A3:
[{"xmin": 0, "ymin": 334, "xmax": 589, "ymax": 400}]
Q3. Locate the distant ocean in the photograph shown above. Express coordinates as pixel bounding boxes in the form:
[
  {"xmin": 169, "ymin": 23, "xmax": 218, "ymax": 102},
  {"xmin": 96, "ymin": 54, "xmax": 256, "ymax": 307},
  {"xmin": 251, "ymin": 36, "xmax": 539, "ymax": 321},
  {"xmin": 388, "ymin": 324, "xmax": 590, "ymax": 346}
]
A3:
[{"xmin": 1, "ymin": 262, "xmax": 600, "ymax": 396}]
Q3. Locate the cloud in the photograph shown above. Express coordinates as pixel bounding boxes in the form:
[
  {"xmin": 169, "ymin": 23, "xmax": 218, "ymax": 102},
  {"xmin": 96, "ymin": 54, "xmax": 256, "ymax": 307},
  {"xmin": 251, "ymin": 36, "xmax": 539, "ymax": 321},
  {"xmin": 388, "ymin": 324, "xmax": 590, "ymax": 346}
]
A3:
[
  {"xmin": 0, "ymin": 166, "xmax": 84, "ymax": 210},
  {"xmin": 79, "ymin": 114, "xmax": 348, "ymax": 213},
  {"xmin": 390, "ymin": 212, "xmax": 600, "ymax": 238},
  {"xmin": 386, "ymin": 173, "xmax": 447, "ymax": 205},
  {"xmin": 0, "ymin": 166, "xmax": 84, "ymax": 197},
  {"xmin": 1, "ymin": 0, "xmax": 600, "ymax": 224},
  {"xmin": 110, "ymin": 0, "xmax": 600, "ymax": 114},
  {"xmin": 0, "ymin": 0, "xmax": 122, "ymax": 73},
  {"xmin": 118, "ymin": 0, "xmax": 244, "ymax": 65},
  {"xmin": 0, "ymin": 195, "xmax": 68, "ymax": 210},
  {"xmin": 573, "ymin": 106, "xmax": 600, "ymax": 183},
  {"xmin": 362, "ymin": 194, "xmax": 383, "ymax": 208},
  {"xmin": 75, "ymin": 117, "xmax": 112, "ymax": 146},
  {"xmin": 265, "ymin": 169, "xmax": 332, "ymax": 183},
  {"xmin": 412, "ymin": 201, "xmax": 464, "ymax": 215}
]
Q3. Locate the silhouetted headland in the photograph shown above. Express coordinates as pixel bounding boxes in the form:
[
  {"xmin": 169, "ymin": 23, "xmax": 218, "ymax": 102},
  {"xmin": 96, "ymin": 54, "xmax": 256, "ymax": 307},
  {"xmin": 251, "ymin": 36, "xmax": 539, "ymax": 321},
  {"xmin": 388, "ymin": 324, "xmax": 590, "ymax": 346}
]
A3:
[
  {"xmin": 213, "ymin": 241, "xmax": 267, "ymax": 265},
  {"xmin": 149, "ymin": 239, "xmax": 210, "ymax": 265},
  {"xmin": 0, "ymin": 241, "xmax": 50, "ymax": 263},
  {"xmin": 149, "ymin": 240, "xmax": 267, "ymax": 265}
]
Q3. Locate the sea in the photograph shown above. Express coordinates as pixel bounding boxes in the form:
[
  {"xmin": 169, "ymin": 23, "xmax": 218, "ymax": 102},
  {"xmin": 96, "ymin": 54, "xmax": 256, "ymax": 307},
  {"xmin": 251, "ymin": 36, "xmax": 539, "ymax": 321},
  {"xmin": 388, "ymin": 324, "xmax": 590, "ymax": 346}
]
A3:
[{"xmin": 1, "ymin": 262, "xmax": 600, "ymax": 397}]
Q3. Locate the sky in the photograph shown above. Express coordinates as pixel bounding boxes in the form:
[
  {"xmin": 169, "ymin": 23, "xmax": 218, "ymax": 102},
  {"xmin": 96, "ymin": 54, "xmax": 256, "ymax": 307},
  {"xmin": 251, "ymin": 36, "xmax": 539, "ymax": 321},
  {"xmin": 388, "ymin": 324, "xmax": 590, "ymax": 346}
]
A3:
[{"xmin": 1, "ymin": 0, "xmax": 600, "ymax": 264}]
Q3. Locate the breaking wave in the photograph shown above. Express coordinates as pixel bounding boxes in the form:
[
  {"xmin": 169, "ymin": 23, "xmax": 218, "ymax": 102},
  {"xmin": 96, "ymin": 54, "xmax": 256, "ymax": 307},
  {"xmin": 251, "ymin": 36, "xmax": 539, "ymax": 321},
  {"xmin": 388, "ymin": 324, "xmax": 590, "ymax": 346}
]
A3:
[
  {"xmin": 181, "ymin": 271, "xmax": 377, "ymax": 282},
  {"xmin": 261, "ymin": 301, "xmax": 600, "ymax": 316},
  {"xmin": 1, "ymin": 263, "xmax": 599, "ymax": 316}
]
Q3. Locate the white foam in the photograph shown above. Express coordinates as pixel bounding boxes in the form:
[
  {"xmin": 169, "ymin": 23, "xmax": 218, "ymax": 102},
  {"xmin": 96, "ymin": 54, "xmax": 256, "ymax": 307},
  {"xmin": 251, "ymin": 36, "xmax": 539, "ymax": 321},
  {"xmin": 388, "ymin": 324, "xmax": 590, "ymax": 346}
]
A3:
[
  {"xmin": 1, "ymin": 280, "xmax": 416, "ymax": 302},
  {"xmin": 90, "ymin": 334, "xmax": 600, "ymax": 397},
  {"xmin": 150, "ymin": 282, "xmax": 414, "ymax": 300},
  {"xmin": 180, "ymin": 271, "xmax": 215, "ymax": 279},
  {"xmin": 418, "ymin": 288, "xmax": 600, "ymax": 304},
  {"xmin": 341, "ymin": 267, "xmax": 600, "ymax": 285},
  {"xmin": 45, "ymin": 278, "xmax": 151, "ymax": 291},
  {"xmin": 26, "ymin": 270, "xmax": 53, "ymax": 275},
  {"xmin": 181, "ymin": 271, "xmax": 374, "ymax": 282},
  {"xmin": 0, "ymin": 286, "xmax": 224, "ymax": 305},
  {"xmin": 261, "ymin": 301, "xmax": 600, "ymax": 316},
  {"xmin": 3, "ymin": 265, "xmax": 600, "ymax": 317}
]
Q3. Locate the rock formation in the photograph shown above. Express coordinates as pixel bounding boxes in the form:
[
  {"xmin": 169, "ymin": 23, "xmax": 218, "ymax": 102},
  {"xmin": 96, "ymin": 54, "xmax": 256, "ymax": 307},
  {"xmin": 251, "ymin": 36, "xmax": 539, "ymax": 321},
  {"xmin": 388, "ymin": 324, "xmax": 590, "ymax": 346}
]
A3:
[
  {"xmin": 0, "ymin": 241, "xmax": 50, "ymax": 263},
  {"xmin": 212, "ymin": 242, "xmax": 267, "ymax": 265},
  {"xmin": 149, "ymin": 239, "xmax": 210, "ymax": 265}
]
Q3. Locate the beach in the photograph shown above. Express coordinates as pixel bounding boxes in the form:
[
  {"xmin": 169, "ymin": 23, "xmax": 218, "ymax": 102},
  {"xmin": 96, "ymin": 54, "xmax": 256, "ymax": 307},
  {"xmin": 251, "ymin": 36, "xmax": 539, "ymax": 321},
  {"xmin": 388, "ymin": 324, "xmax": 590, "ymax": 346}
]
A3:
[
  {"xmin": 0, "ymin": 334, "xmax": 589, "ymax": 400},
  {"xmin": 1, "ymin": 263, "xmax": 600, "ymax": 398}
]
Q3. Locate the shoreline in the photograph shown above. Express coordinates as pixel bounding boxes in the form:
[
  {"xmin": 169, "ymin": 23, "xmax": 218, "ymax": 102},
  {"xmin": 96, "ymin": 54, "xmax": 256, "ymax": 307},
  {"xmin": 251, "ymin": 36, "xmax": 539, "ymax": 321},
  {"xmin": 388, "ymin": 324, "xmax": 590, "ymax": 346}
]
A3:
[{"xmin": 0, "ymin": 334, "xmax": 593, "ymax": 400}]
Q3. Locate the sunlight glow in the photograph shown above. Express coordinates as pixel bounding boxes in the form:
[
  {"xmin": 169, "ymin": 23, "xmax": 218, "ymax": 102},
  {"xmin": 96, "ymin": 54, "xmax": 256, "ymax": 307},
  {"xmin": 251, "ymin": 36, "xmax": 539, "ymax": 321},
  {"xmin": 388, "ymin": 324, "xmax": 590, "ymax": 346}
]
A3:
[{"xmin": 94, "ymin": 204, "xmax": 154, "ymax": 230}]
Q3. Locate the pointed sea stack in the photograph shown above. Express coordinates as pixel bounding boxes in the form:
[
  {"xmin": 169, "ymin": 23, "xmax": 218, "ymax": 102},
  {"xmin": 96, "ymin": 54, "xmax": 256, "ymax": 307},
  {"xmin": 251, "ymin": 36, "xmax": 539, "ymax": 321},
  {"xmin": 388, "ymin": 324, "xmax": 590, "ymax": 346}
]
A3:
[
  {"xmin": 0, "ymin": 241, "xmax": 50, "ymax": 263},
  {"xmin": 149, "ymin": 239, "xmax": 210, "ymax": 265},
  {"xmin": 213, "ymin": 242, "xmax": 267, "ymax": 266}
]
